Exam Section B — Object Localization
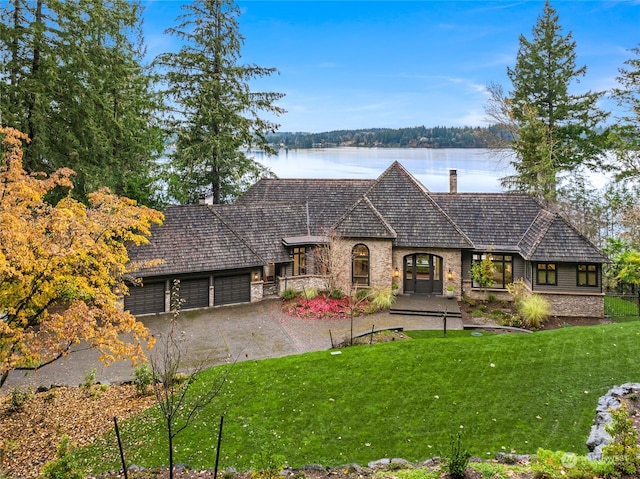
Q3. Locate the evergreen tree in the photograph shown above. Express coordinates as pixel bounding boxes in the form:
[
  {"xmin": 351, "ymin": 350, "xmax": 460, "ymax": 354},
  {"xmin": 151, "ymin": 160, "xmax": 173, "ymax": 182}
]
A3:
[
  {"xmin": 155, "ymin": 0, "xmax": 285, "ymax": 205},
  {"xmin": 609, "ymin": 43, "xmax": 640, "ymax": 182},
  {"xmin": 0, "ymin": 0, "xmax": 164, "ymax": 206},
  {"xmin": 487, "ymin": 1, "xmax": 608, "ymax": 203}
]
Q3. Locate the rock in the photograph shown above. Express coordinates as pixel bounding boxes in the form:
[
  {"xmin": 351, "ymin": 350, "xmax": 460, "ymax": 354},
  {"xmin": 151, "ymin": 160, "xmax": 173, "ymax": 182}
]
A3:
[
  {"xmin": 126, "ymin": 464, "xmax": 145, "ymax": 473},
  {"xmin": 586, "ymin": 383, "xmax": 640, "ymax": 459},
  {"xmin": 495, "ymin": 453, "xmax": 530, "ymax": 464},
  {"xmin": 368, "ymin": 458, "xmax": 390, "ymax": 468},
  {"xmin": 300, "ymin": 464, "xmax": 326, "ymax": 472}
]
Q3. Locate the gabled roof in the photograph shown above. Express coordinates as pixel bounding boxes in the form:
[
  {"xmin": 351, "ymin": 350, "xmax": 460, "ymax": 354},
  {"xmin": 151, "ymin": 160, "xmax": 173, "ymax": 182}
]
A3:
[
  {"xmin": 333, "ymin": 196, "xmax": 397, "ymax": 239},
  {"xmin": 431, "ymin": 190, "xmax": 605, "ymax": 262},
  {"xmin": 209, "ymin": 203, "xmax": 310, "ymax": 264},
  {"xmin": 237, "ymin": 178, "xmax": 373, "ymax": 234},
  {"xmin": 430, "ymin": 192, "xmax": 543, "ymax": 251},
  {"xmin": 361, "ymin": 162, "xmax": 472, "ymax": 248},
  {"xmin": 519, "ymin": 210, "xmax": 607, "ymax": 263},
  {"xmin": 130, "ymin": 205, "xmax": 264, "ymax": 278},
  {"xmin": 130, "ymin": 161, "xmax": 607, "ymax": 277}
]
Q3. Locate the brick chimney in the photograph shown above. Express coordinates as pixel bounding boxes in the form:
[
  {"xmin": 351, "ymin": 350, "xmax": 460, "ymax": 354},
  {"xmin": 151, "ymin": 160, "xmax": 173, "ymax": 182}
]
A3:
[{"xmin": 449, "ymin": 169, "xmax": 458, "ymax": 193}]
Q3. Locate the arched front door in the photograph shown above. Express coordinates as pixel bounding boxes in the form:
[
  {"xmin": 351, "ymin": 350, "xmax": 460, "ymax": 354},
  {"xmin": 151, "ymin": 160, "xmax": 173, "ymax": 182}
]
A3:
[{"xmin": 403, "ymin": 254, "xmax": 443, "ymax": 294}]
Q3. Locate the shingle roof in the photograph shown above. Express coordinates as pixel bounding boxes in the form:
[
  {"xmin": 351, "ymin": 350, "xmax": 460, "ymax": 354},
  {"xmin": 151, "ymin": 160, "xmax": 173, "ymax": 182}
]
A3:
[
  {"xmin": 519, "ymin": 210, "xmax": 607, "ymax": 262},
  {"xmin": 210, "ymin": 203, "xmax": 309, "ymax": 263},
  {"xmin": 129, "ymin": 205, "xmax": 264, "ymax": 278},
  {"xmin": 430, "ymin": 192, "xmax": 543, "ymax": 250},
  {"xmin": 130, "ymin": 162, "xmax": 606, "ymax": 277},
  {"xmin": 237, "ymin": 178, "xmax": 373, "ymax": 234},
  {"xmin": 333, "ymin": 196, "xmax": 397, "ymax": 239},
  {"xmin": 362, "ymin": 162, "xmax": 472, "ymax": 248},
  {"xmin": 431, "ymin": 191, "xmax": 606, "ymax": 262}
]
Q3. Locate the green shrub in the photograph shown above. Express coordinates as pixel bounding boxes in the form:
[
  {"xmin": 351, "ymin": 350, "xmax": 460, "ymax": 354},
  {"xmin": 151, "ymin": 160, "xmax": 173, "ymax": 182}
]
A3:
[
  {"xmin": 518, "ymin": 294, "xmax": 550, "ymax": 329},
  {"xmin": 498, "ymin": 315, "xmax": 523, "ymax": 328},
  {"xmin": 329, "ymin": 288, "xmax": 344, "ymax": 299},
  {"xmin": 42, "ymin": 436, "xmax": 83, "ymax": 479},
  {"xmin": 531, "ymin": 449, "xmax": 613, "ymax": 479},
  {"xmin": 133, "ymin": 363, "xmax": 154, "ymax": 395},
  {"xmin": 603, "ymin": 406, "xmax": 640, "ymax": 476},
  {"xmin": 487, "ymin": 293, "xmax": 498, "ymax": 303},
  {"xmin": 282, "ymin": 288, "xmax": 297, "ymax": 301},
  {"xmin": 506, "ymin": 278, "xmax": 528, "ymax": 306},
  {"xmin": 250, "ymin": 450, "xmax": 286, "ymax": 479},
  {"xmin": 461, "ymin": 295, "xmax": 476, "ymax": 306},
  {"xmin": 371, "ymin": 288, "xmax": 396, "ymax": 310},
  {"xmin": 443, "ymin": 431, "xmax": 470, "ymax": 479},
  {"xmin": 355, "ymin": 288, "xmax": 370, "ymax": 301},
  {"xmin": 301, "ymin": 287, "xmax": 318, "ymax": 300},
  {"xmin": 82, "ymin": 368, "xmax": 97, "ymax": 389},
  {"xmin": 8, "ymin": 386, "xmax": 33, "ymax": 413}
]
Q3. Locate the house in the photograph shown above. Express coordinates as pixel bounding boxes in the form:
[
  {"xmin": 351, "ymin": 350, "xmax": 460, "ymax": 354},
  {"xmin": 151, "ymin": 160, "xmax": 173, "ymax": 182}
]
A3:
[{"xmin": 125, "ymin": 162, "xmax": 607, "ymax": 318}]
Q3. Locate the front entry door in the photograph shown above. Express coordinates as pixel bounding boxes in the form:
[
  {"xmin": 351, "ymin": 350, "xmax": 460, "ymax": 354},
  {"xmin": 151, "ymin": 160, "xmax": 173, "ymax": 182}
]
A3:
[{"xmin": 403, "ymin": 254, "xmax": 443, "ymax": 295}]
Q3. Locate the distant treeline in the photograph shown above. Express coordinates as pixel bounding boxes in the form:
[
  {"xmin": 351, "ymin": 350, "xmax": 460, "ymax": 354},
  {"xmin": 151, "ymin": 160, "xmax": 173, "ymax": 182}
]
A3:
[{"xmin": 268, "ymin": 125, "xmax": 509, "ymax": 149}]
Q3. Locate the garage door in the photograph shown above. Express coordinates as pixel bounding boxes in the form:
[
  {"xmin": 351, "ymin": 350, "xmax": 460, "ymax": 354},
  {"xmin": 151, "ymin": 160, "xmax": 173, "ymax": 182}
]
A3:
[
  {"xmin": 214, "ymin": 274, "xmax": 251, "ymax": 306},
  {"xmin": 180, "ymin": 278, "xmax": 210, "ymax": 310},
  {"xmin": 125, "ymin": 281, "xmax": 166, "ymax": 316}
]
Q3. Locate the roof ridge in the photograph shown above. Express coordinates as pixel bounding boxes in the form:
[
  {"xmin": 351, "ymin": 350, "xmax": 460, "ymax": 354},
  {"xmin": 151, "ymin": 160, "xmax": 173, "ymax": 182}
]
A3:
[
  {"xmin": 518, "ymin": 209, "xmax": 555, "ymax": 259},
  {"xmin": 331, "ymin": 194, "xmax": 397, "ymax": 238},
  {"xmin": 207, "ymin": 206, "xmax": 266, "ymax": 264},
  {"xmin": 360, "ymin": 161, "xmax": 474, "ymax": 247},
  {"xmin": 362, "ymin": 196, "xmax": 398, "ymax": 238}
]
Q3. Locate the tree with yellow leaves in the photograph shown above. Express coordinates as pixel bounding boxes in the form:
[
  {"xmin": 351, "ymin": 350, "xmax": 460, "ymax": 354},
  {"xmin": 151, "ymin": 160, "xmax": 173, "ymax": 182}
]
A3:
[{"xmin": 0, "ymin": 126, "xmax": 164, "ymax": 388}]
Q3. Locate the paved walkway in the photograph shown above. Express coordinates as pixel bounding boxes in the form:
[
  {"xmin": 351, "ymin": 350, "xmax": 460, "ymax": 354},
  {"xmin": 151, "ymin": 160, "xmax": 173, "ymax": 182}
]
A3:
[{"xmin": 2, "ymin": 299, "xmax": 462, "ymax": 391}]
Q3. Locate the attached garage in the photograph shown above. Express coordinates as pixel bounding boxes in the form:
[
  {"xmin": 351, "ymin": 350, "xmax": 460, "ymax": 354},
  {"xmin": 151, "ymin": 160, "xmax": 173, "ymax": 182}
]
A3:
[
  {"xmin": 214, "ymin": 274, "xmax": 251, "ymax": 306},
  {"xmin": 125, "ymin": 281, "xmax": 166, "ymax": 316},
  {"xmin": 179, "ymin": 277, "xmax": 210, "ymax": 310}
]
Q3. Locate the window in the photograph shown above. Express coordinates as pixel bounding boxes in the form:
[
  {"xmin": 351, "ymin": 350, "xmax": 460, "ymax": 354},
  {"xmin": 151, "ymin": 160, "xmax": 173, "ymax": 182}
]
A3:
[
  {"xmin": 352, "ymin": 244, "xmax": 370, "ymax": 286},
  {"xmin": 292, "ymin": 247, "xmax": 306, "ymax": 275},
  {"xmin": 263, "ymin": 263, "xmax": 275, "ymax": 283},
  {"xmin": 472, "ymin": 253, "xmax": 513, "ymax": 289},
  {"xmin": 577, "ymin": 264, "xmax": 597, "ymax": 287},
  {"xmin": 536, "ymin": 263, "xmax": 557, "ymax": 285}
]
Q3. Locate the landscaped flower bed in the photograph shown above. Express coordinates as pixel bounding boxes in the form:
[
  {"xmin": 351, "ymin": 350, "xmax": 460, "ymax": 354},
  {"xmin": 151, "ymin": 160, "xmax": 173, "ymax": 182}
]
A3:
[{"xmin": 282, "ymin": 295, "xmax": 372, "ymax": 319}]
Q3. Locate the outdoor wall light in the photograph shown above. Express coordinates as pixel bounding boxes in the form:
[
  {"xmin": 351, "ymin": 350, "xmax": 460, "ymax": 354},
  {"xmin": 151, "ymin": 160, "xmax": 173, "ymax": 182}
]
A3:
[
  {"xmin": 393, "ymin": 267, "xmax": 400, "ymax": 278},
  {"xmin": 447, "ymin": 269, "xmax": 453, "ymax": 280},
  {"xmin": 253, "ymin": 272, "xmax": 260, "ymax": 281}
]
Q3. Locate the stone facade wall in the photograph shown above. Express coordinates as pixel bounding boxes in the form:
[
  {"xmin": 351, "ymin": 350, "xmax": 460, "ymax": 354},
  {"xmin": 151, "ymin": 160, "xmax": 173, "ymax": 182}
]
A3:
[
  {"xmin": 540, "ymin": 292, "xmax": 605, "ymax": 318},
  {"xmin": 462, "ymin": 281, "xmax": 513, "ymax": 303},
  {"xmin": 392, "ymin": 248, "xmax": 462, "ymax": 298},
  {"xmin": 463, "ymin": 283, "xmax": 605, "ymax": 318},
  {"xmin": 330, "ymin": 238, "xmax": 393, "ymax": 294},
  {"xmin": 250, "ymin": 281, "xmax": 264, "ymax": 303},
  {"xmin": 276, "ymin": 275, "xmax": 328, "ymax": 296}
]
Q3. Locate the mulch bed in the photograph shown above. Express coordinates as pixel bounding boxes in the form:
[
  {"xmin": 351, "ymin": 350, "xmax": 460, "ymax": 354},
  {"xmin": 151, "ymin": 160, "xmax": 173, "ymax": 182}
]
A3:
[{"xmin": 0, "ymin": 302, "xmax": 618, "ymax": 478}]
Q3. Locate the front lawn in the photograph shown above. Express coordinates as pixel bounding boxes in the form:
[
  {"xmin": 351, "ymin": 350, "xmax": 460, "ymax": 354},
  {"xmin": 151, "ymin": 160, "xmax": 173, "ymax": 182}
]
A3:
[
  {"xmin": 78, "ymin": 321, "xmax": 640, "ymax": 474},
  {"xmin": 605, "ymin": 295, "xmax": 640, "ymax": 322}
]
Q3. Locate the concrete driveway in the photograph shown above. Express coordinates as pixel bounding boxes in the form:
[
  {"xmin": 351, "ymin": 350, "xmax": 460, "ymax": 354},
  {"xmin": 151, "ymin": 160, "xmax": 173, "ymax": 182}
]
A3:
[{"xmin": 2, "ymin": 299, "xmax": 459, "ymax": 391}]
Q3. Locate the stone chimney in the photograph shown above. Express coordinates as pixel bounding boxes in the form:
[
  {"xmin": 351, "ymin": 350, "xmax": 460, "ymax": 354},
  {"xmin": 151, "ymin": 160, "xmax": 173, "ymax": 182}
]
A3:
[{"xmin": 449, "ymin": 169, "xmax": 458, "ymax": 193}]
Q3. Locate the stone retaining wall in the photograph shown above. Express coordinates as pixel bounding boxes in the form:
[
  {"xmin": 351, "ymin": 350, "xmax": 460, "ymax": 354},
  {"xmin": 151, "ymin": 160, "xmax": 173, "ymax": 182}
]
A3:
[{"xmin": 586, "ymin": 382, "xmax": 640, "ymax": 459}]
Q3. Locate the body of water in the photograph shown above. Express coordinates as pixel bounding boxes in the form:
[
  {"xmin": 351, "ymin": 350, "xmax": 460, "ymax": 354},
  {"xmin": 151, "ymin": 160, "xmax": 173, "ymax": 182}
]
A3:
[{"xmin": 254, "ymin": 147, "xmax": 513, "ymax": 193}]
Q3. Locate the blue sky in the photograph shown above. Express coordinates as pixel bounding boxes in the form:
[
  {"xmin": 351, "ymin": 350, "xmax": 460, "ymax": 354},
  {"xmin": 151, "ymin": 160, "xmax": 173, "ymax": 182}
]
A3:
[{"xmin": 141, "ymin": 1, "xmax": 640, "ymax": 133}]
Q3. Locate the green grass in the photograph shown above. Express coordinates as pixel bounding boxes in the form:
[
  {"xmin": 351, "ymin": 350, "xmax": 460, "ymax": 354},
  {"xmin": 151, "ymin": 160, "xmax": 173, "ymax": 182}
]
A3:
[
  {"xmin": 605, "ymin": 295, "xmax": 639, "ymax": 322},
  {"xmin": 77, "ymin": 322, "xmax": 640, "ymax": 474}
]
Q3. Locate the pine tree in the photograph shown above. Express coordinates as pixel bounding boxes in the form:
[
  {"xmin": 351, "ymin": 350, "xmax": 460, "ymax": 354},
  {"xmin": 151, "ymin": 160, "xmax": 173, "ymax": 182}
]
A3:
[
  {"xmin": 155, "ymin": 0, "xmax": 285, "ymax": 205},
  {"xmin": 0, "ymin": 0, "xmax": 164, "ymax": 207},
  {"xmin": 488, "ymin": 1, "xmax": 608, "ymax": 203},
  {"xmin": 609, "ymin": 43, "xmax": 640, "ymax": 181}
]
